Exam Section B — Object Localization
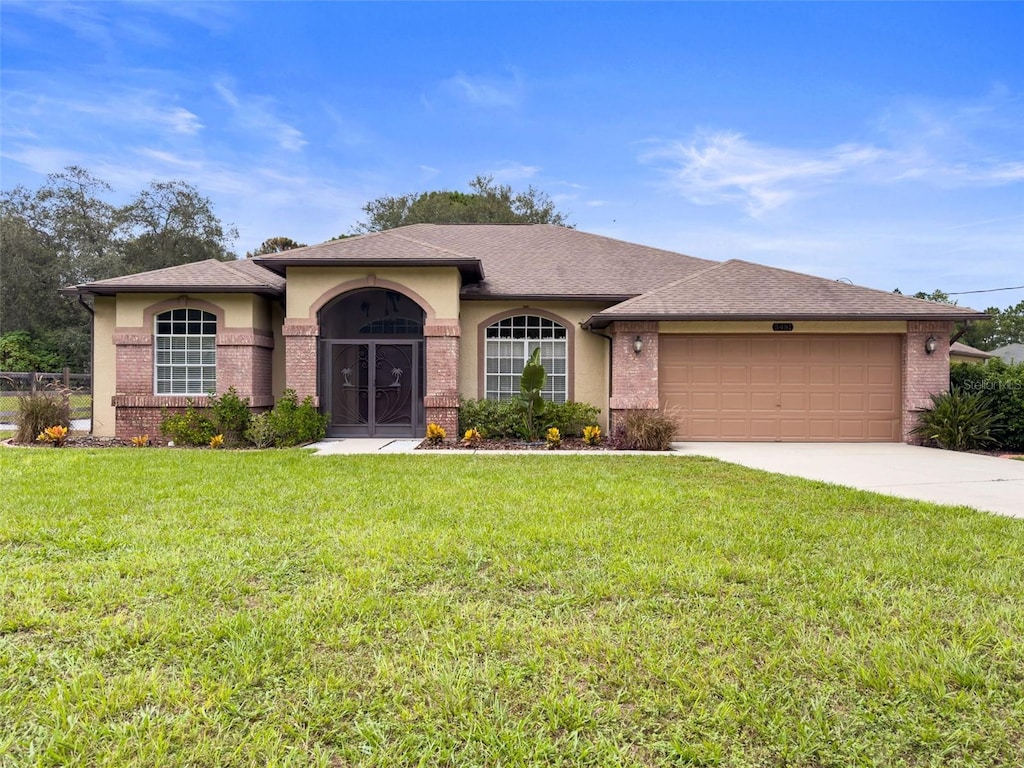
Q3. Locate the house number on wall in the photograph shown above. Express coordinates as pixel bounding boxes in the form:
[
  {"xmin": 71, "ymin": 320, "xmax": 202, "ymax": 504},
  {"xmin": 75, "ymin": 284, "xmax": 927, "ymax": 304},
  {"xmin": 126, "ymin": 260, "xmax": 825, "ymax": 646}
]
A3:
[{"xmin": 772, "ymin": 323, "xmax": 794, "ymax": 332}]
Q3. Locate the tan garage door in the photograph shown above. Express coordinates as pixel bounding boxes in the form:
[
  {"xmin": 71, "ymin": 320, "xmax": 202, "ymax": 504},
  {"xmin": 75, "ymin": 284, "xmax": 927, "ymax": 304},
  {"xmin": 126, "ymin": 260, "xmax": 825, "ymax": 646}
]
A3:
[{"xmin": 659, "ymin": 335, "xmax": 902, "ymax": 442}]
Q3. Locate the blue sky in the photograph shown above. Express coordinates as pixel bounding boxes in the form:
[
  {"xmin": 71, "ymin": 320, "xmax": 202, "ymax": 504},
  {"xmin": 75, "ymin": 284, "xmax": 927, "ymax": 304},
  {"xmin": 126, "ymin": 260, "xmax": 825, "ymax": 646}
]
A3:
[{"xmin": 2, "ymin": 1, "xmax": 1022, "ymax": 309}]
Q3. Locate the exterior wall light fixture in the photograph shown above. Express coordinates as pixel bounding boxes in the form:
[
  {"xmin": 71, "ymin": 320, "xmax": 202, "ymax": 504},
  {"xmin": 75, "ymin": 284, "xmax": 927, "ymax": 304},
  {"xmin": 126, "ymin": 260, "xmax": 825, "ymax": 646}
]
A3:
[
  {"xmin": 924, "ymin": 335, "xmax": 938, "ymax": 355},
  {"xmin": 633, "ymin": 335, "xmax": 644, "ymax": 354}
]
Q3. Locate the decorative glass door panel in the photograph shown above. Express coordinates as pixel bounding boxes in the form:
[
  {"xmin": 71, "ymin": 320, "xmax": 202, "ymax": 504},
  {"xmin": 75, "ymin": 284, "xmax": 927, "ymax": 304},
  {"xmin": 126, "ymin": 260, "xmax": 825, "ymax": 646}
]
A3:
[{"xmin": 324, "ymin": 341, "xmax": 422, "ymax": 437}]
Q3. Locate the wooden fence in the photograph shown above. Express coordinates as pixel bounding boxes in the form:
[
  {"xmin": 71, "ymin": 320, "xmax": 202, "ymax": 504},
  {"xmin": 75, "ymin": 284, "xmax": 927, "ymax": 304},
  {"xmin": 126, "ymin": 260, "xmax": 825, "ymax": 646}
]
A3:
[{"xmin": 0, "ymin": 369, "xmax": 93, "ymax": 422}]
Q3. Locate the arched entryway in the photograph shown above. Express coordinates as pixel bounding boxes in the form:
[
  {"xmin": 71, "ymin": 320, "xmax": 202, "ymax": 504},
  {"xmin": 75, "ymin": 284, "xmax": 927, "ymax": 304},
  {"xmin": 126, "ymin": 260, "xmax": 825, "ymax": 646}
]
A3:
[{"xmin": 318, "ymin": 289, "xmax": 426, "ymax": 437}]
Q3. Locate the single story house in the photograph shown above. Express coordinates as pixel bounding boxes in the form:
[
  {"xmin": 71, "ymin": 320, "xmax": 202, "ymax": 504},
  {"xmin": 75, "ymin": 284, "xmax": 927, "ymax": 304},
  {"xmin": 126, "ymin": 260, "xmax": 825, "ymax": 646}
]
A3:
[
  {"xmin": 64, "ymin": 224, "xmax": 986, "ymax": 443},
  {"xmin": 989, "ymin": 343, "xmax": 1024, "ymax": 365},
  {"xmin": 949, "ymin": 342, "xmax": 993, "ymax": 365}
]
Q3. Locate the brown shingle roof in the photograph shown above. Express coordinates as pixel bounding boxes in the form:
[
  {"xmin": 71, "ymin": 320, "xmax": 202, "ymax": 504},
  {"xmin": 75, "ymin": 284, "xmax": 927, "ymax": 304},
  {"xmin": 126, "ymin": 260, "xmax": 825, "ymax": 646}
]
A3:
[
  {"xmin": 586, "ymin": 259, "xmax": 987, "ymax": 327},
  {"xmin": 950, "ymin": 342, "xmax": 992, "ymax": 359},
  {"xmin": 255, "ymin": 224, "xmax": 717, "ymax": 298},
  {"xmin": 63, "ymin": 259, "xmax": 285, "ymax": 297}
]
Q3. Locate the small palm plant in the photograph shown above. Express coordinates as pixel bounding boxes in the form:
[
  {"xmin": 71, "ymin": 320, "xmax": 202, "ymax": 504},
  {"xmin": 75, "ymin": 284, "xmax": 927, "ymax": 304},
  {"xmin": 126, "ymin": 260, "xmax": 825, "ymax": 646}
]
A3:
[
  {"xmin": 519, "ymin": 347, "xmax": 546, "ymax": 441},
  {"xmin": 911, "ymin": 389, "xmax": 999, "ymax": 451}
]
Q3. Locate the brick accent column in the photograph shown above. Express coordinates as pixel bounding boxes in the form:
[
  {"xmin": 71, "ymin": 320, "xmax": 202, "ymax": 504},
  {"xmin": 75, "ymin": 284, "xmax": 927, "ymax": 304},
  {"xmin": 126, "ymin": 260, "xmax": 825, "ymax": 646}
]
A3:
[
  {"xmin": 607, "ymin": 321, "xmax": 660, "ymax": 434},
  {"xmin": 903, "ymin": 320, "xmax": 953, "ymax": 442},
  {"xmin": 217, "ymin": 332, "xmax": 275, "ymax": 407},
  {"xmin": 424, "ymin": 322, "xmax": 460, "ymax": 440},
  {"xmin": 283, "ymin": 323, "xmax": 319, "ymax": 405},
  {"xmin": 113, "ymin": 331, "xmax": 154, "ymax": 396}
]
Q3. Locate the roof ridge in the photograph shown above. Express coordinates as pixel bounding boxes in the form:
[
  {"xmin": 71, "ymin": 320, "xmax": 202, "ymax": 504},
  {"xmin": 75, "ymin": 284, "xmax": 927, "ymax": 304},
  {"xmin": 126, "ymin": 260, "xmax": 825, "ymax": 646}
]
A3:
[
  {"xmin": 384, "ymin": 227, "xmax": 479, "ymax": 260},
  {"xmin": 603, "ymin": 258, "xmax": 728, "ymax": 312}
]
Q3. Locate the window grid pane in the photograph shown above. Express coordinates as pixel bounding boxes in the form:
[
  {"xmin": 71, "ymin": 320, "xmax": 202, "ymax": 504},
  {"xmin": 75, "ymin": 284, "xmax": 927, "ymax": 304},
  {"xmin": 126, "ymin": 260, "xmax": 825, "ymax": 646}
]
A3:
[
  {"xmin": 484, "ymin": 315, "xmax": 567, "ymax": 402},
  {"xmin": 154, "ymin": 309, "xmax": 216, "ymax": 395}
]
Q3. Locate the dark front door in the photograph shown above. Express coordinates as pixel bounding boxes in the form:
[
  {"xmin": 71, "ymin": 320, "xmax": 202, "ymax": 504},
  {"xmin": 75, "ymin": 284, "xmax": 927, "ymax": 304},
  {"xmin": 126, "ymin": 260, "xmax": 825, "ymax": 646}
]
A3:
[{"xmin": 323, "ymin": 340, "xmax": 424, "ymax": 437}]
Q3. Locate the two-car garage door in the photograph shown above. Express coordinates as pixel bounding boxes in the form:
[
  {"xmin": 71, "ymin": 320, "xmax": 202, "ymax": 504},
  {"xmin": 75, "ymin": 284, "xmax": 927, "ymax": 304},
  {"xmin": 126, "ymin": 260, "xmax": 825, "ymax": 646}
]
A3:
[{"xmin": 659, "ymin": 335, "xmax": 902, "ymax": 442}]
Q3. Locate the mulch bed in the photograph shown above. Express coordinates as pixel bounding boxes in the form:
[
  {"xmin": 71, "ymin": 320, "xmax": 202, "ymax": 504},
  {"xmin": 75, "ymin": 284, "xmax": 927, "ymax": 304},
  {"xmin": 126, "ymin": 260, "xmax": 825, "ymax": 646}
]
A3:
[{"xmin": 417, "ymin": 437, "xmax": 618, "ymax": 451}]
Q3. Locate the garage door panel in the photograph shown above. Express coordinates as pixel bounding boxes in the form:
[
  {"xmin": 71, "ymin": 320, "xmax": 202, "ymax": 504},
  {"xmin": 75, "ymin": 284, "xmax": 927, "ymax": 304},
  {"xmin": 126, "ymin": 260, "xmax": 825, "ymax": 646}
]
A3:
[
  {"xmin": 659, "ymin": 334, "xmax": 901, "ymax": 442},
  {"xmin": 691, "ymin": 392, "xmax": 720, "ymax": 411},
  {"xmin": 719, "ymin": 392, "xmax": 749, "ymax": 411},
  {"xmin": 780, "ymin": 365, "xmax": 808, "ymax": 385},
  {"xmin": 750, "ymin": 366, "xmax": 779, "ymax": 385},
  {"xmin": 838, "ymin": 366, "xmax": 866, "ymax": 385},
  {"xmin": 808, "ymin": 392, "xmax": 836, "ymax": 411},
  {"xmin": 749, "ymin": 392, "xmax": 779, "ymax": 411}
]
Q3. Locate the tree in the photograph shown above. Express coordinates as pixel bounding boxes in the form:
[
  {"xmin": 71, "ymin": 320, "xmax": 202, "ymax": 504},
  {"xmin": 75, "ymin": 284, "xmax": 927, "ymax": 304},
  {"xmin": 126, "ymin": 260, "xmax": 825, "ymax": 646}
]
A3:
[
  {"xmin": 958, "ymin": 301, "xmax": 1024, "ymax": 350},
  {"xmin": 119, "ymin": 180, "xmax": 237, "ymax": 273},
  {"xmin": 1, "ymin": 168, "xmax": 237, "ymax": 371},
  {"xmin": 352, "ymin": 175, "xmax": 572, "ymax": 234},
  {"xmin": 896, "ymin": 288, "xmax": 1023, "ymax": 350},
  {"xmin": 245, "ymin": 236, "xmax": 306, "ymax": 258}
]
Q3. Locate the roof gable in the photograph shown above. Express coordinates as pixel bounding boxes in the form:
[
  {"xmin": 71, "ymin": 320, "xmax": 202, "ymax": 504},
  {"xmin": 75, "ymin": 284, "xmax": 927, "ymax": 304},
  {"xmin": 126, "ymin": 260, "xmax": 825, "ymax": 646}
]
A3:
[{"xmin": 63, "ymin": 258, "xmax": 285, "ymax": 297}]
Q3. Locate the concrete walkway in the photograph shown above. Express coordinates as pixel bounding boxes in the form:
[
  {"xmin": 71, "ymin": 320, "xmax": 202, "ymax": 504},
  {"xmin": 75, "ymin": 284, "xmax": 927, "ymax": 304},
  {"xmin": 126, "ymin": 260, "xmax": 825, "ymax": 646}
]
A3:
[{"xmin": 673, "ymin": 442, "xmax": 1024, "ymax": 519}]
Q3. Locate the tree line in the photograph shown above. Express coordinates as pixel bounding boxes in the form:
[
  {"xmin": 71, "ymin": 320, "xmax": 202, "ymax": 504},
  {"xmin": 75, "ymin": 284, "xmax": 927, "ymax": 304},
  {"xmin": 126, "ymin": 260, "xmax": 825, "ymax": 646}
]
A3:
[{"xmin": 1, "ymin": 170, "xmax": 570, "ymax": 372}]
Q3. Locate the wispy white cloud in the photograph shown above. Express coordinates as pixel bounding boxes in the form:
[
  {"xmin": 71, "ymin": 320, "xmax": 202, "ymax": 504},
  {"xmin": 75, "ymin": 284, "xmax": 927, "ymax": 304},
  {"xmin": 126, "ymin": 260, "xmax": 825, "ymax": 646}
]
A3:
[
  {"xmin": 644, "ymin": 91, "xmax": 1024, "ymax": 218},
  {"xmin": 640, "ymin": 131, "xmax": 886, "ymax": 216},
  {"xmin": 438, "ymin": 69, "xmax": 524, "ymax": 108},
  {"xmin": 490, "ymin": 162, "xmax": 540, "ymax": 181},
  {"xmin": 213, "ymin": 79, "xmax": 307, "ymax": 152}
]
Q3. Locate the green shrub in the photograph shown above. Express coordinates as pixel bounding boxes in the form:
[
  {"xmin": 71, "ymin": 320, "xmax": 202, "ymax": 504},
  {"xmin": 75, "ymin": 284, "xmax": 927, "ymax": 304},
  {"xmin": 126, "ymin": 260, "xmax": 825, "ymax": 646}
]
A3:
[
  {"xmin": 267, "ymin": 389, "xmax": 328, "ymax": 447},
  {"xmin": 951, "ymin": 359, "xmax": 1024, "ymax": 450},
  {"xmin": 459, "ymin": 398, "xmax": 602, "ymax": 440},
  {"xmin": 911, "ymin": 388, "xmax": 1000, "ymax": 451},
  {"xmin": 616, "ymin": 409, "xmax": 678, "ymax": 451},
  {"xmin": 546, "ymin": 401, "xmax": 601, "ymax": 437},
  {"xmin": 14, "ymin": 386, "xmax": 71, "ymax": 444},
  {"xmin": 160, "ymin": 402, "xmax": 217, "ymax": 446},
  {"xmin": 459, "ymin": 398, "xmax": 524, "ymax": 438},
  {"xmin": 244, "ymin": 412, "xmax": 276, "ymax": 449},
  {"xmin": 209, "ymin": 387, "xmax": 252, "ymax": 445}
]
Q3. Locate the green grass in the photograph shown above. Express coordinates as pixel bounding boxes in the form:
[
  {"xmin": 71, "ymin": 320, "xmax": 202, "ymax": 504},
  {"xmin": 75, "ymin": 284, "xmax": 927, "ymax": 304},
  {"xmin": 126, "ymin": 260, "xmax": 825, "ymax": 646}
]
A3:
[{"xmin": 2, "ymin": 450, "xmax": 1022, "ymax": 767}]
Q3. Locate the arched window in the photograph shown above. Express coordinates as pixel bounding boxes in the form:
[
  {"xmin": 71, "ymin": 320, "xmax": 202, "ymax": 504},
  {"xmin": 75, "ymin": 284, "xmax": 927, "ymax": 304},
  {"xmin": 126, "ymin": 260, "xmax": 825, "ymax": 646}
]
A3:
[
  {"xmin": 485, "ymin": 315, "xmax": 567, "ymax": 402},
  {"xmin": 154, "ymin": 308, "xmax": 217, "ymax": 394}
]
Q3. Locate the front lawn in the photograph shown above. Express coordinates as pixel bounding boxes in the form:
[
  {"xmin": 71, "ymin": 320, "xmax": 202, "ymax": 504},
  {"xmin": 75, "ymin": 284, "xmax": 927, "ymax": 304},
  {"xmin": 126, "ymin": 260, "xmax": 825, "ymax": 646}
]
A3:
[{"xmin": 1, "ymin": 450, "xmax": 1022, "ymax": 767}]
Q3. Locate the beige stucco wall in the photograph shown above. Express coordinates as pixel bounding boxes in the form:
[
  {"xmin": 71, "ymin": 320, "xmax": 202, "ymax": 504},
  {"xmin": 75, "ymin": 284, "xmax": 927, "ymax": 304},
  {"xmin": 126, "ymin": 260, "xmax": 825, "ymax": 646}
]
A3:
[
  {"xmin": 459, "ymin": 300, "xmax": 612, "ymax": 427},
  {"xmin": 658, "ymin": 320, "xmax": 908, "ymax": 334},
  {"xmin": 284, "ymin": 267, "xmax": 462, "ymax": 323},
  {"xmin": 113, "ymin": 292, "xmax": 268, "ymax": 330},
  {"xmin": 92, "ymin": 296, "xmax": 117, "ymax": 437}
]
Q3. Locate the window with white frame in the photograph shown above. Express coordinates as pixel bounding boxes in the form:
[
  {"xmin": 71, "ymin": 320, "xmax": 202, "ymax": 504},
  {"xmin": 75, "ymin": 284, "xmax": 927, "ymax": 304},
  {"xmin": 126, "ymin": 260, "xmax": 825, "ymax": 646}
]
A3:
[
  {"xmin": 154, "ymin": 308, "xmax": 217, "ymax": 394},
  {"xmin": 484, "ymin": 315, "xmax": 567, "ymax": 402}
]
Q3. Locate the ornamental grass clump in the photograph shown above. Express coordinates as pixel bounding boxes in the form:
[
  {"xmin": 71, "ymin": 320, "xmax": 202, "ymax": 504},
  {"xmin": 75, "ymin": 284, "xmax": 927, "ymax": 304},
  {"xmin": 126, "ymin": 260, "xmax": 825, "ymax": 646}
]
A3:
[
  {"xmin": 911, "ymin": 388, "xmax": 1000, "ymax": 451},
  {"xmin": 14, "ymin": 385, "xmax": 71, "ymax": 444},
  {"xmin": 426, "ymin": 423, "xmax": 446, "ymax": 445}
]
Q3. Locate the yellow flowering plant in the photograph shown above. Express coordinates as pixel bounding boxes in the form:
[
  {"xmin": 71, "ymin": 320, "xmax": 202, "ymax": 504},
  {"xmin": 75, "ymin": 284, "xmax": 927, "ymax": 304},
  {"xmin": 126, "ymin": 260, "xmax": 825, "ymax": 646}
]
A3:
[
  {"xmin": 209, "ymin": 434, "xmax": 225, "ymax": 449},
  {"xmin": 462, "ymin": 428, "xmax": 482, "ymax": 447},
  {"xmin": 36, "ymin": 424, "xmax": 69, "ymax": 447},
  {"xmin": 583, "ymin": 425, "xmax": 602, "ymax": 446},
  {"xmin": 426, "ymin": 423, "xmax": 446, "ymax": 445},
  {"xmin": 545, "ymin": 426, "xmax": 561, "ymax": 449}
]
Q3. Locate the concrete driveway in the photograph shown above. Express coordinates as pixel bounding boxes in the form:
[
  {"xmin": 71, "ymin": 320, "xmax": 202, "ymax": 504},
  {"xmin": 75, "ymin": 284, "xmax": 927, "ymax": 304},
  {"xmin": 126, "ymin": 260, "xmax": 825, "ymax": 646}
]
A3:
[{"xmin": 672, "ymin": 443, "xmax": 1024, "ymax": 519}]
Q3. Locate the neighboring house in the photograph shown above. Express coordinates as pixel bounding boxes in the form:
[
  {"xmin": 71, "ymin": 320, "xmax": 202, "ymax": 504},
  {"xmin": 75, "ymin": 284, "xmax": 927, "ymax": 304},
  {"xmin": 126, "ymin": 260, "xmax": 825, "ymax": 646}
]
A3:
[
  {"xmin": 63, "ymin": 224, "xmax": 987, "ymax": 443},
  {"xmin": 989, "ymin": 343, "xmax": 1024, "ymax": 365},
  {"xmin": 949, "ymin": 342, "xmax": 993, "ymax": 365}
]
